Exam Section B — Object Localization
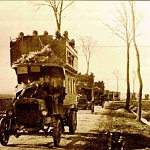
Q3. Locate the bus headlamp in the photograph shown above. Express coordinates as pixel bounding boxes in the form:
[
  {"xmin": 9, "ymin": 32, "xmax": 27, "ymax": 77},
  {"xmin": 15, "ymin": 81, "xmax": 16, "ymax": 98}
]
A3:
[
  {"xmin": 6, "ymin": 109, "xmax": 14, "ymax": 117},
  {"xmin": 41, "ymin": 109, "xmax": 48, "ymax": 116}
]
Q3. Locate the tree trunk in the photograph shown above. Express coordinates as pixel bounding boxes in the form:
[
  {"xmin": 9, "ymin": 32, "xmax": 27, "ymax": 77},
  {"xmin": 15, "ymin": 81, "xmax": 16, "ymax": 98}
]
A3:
[
  {"xmin": 57, "ymin": 22, "xmax": 61, "ymax": 31},
  {"xmin": 54, "ymin": 12, "xmax": 61, "ymax": 31},
  {"xmin": 130, "ymin": 1, "xmax": 143, "ymax": 121},
  {"xmin": 133, "ymin": 40, "xmax": 143, "ymax": 121},
  {"xmin": 117, "ymin": 77, "xmax": 118, "ymax": 93},
  {"xmin": 125, "ymin": 44, "xmax": 130, "ymax": 111},
  {"xmin": 53, "ymin": 4, "xmax": 61, "ymax": 31},
  {"xmin": 87, "ymin": 61, "xmax": 89, "ymax": 74}
]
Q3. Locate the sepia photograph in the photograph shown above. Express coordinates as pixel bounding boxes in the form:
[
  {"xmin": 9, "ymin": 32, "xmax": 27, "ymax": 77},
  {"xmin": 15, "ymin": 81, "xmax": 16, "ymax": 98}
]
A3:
[{"xmin": 0, "ymin": 1, "xmax": 150, "ymax": 149}]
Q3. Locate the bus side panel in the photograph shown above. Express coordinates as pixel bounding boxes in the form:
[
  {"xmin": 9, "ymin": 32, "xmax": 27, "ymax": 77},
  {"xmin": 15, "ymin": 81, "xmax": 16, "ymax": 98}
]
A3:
[{"xmin": 63, "ymin": 72, "xmax": 76, "ymax": 105}]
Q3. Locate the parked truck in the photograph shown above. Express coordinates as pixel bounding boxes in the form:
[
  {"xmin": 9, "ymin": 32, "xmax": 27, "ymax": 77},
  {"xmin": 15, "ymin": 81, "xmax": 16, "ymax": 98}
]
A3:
[{"xmin": 0, "ymin": 31, "xmax": 78, "ymax": 147}]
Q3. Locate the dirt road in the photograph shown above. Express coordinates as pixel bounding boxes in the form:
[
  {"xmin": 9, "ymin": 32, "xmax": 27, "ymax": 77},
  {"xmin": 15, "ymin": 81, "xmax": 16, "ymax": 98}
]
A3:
[{"xmin": 0, "ymin": 106, "xmax": 105, "ymax": 150}]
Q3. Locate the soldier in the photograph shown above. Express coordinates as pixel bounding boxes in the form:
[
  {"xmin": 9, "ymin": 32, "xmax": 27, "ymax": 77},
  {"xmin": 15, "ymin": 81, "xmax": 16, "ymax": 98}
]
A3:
[
  {"xmin": 17, "ymin": 32, "xmax": 24, "ymax": 41},
  {"xmin": 32, "ymin": 30, "xmax": 38, "ymax": 36},
  {"xmin": 43, "ymin": 30, "xmax": 48, "ymax": 35}
]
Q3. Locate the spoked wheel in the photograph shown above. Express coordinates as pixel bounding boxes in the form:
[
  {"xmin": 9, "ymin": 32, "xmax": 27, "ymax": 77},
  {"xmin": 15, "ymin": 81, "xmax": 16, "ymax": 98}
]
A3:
[
  {"xmin": 53, "ymin": 118, "xmax": 62, "ymax": 147},
  {"xmin": 0, "ymin": 118, "xmax": 10, "ymax": 146},
  {"xmin": 69, "ymin": 110, "xmax": 77, "ymax": 134}
]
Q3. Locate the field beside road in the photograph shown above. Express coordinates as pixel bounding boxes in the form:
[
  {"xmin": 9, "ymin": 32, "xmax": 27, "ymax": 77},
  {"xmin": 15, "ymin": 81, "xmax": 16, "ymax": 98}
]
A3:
[
  {"xmin": 104, "ymin": 100, "xmax": 150, "ymax": 122},
  {"xmin": 130, "ymin": 100, "xmax": 150, "ymax": 121},
  {"xmin": 95, "ymin": 105, "xmax": 150, "ymax": 150},
  {"xmin": 130, "ymin": 100, "xmax": 150, "ymax": 111}
]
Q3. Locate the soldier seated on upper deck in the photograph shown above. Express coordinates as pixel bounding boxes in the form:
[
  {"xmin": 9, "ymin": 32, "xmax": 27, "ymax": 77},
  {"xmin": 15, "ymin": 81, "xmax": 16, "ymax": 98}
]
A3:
[
  {"xmin": 17, "ymin": 32, "xmax": 24, "ymax": 41},
  {"xmin": 32, "ymin": 30, "xmax": 38, "ymax": 36},
  {"xmin": 43, "ymin": 30, "xmax": 48, "ymax": 35}
]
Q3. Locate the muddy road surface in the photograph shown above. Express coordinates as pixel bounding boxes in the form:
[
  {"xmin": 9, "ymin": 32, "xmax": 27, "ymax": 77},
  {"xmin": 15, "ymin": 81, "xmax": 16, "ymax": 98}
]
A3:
[{"xmin": 0, "ymin": 107, "xmax": 107, "ymax": 150}]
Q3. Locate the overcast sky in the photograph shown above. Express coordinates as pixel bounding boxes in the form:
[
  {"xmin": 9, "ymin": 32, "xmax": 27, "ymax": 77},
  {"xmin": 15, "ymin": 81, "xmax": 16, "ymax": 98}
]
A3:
[{"xmin": 0, "ymin": 1, "xmax": 150, "ymax": 96}]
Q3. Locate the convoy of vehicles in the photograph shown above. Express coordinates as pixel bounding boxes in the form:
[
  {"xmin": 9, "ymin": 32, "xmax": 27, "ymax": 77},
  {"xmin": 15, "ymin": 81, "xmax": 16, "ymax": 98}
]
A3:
[
  {"xmin": 75, "ymin": 72, "xmax": 110, "ymax": 113},
  {"xmin": 0, "ymin": 30, "xmax": 123, "ymax": 148},
  {"xmin": 0, "ymin": 31, "xmax": 78, "ymax": 147}
]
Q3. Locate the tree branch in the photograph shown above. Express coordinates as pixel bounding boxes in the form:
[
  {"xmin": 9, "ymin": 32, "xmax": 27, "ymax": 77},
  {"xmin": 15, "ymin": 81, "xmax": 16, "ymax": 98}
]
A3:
[
  {"xmin": 34, "ymin": 3, "xmax": 51, "ymax": 11},
  {"xmin": 62, "ymin": 1, "xmax": 74, "ymax": 12},
  {"xmin": 103, "ymin": 22, "xmax": 126, "ymax": 43}
]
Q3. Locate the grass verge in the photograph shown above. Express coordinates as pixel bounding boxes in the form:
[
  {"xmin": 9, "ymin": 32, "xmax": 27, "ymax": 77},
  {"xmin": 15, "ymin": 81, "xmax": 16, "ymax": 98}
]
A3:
[{"xmin": 95, "ymin": 108, "xmax": 150, "ymax": 149}]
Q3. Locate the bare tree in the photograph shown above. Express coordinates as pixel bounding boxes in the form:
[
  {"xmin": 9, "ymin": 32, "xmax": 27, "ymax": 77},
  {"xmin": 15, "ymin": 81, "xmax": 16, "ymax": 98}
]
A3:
[
  {"xmin": 80, "ymin": 36, "xmax": 97, "ymax": 74},
  {"xmin": 103, "ymin": 2, "xmax": 133, "ymax": 110},
  {"xmin": 34, "ymin": 0, "xmax": 74, "ymax": 31},
  {"xmin": 129, "ymin": 1, "xmax": 143, "ymax": 121},
  {"xmin": 113, "ymin": 70, "xmax": 121, "ymax": 93}
]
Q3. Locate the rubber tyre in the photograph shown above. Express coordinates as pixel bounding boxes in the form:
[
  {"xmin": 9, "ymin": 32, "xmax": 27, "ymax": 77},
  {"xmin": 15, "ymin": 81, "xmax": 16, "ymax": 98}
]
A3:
[
  {"xmin": 69, "ymin": 111, "xmax": 77, "ymax": 134},
  {"xmin": 53, "ymin": 118, "xmax": 62, "ymax": 147},
  {"xmin": 102, "ymin": 101, "xmax": 105, "ymax": 108},
  {"xmin": 91, "ymin": 104, "xmax": 94, "ymax": 114},
  {"xmin": 0, "ymin": 118, "xmax": 9, "ymax": 146}
]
